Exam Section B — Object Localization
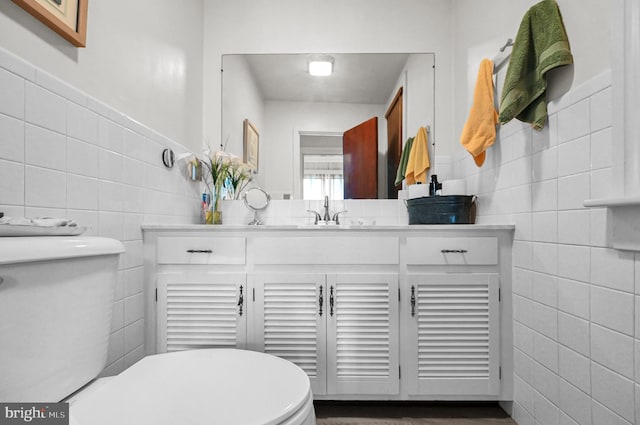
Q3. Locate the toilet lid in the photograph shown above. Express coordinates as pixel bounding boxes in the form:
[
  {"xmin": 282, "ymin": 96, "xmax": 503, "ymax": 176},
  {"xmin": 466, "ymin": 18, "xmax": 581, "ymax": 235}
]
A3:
[{"xmin": 70, "ymin": 349, "xmax": 312, "ymax": 425}]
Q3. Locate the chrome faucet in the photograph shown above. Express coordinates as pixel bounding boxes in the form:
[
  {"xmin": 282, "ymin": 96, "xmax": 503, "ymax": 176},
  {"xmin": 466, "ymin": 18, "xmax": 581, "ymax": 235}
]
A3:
[
  {"xmin": 332, "ymin": 210, "xmax": 348, "ymax": 224},
  {"xmin": 306, "ymin": 196, "xmax": 348, "ymax": 225},
  {"xmin": 306, "ymin": 210, "xmax": 322, "ymax": 224},
  {"xmin": 323, "ymin": 196, "xmax": 331, "ymax": 222}
]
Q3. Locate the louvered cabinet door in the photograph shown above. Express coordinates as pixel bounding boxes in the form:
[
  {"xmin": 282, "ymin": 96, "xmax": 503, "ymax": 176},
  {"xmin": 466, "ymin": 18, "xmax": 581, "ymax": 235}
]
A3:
[
  {"xmin": 157, "ymin": 273, "xmax": 247, "ymax": 353},
  {"xmin": 326, "ymin": 273, "xmax": 400, "ymax": 395},
  {"xmin": 405, "ymin": 273, "xmax": 500, "ymax": 396},
  {"xmin": 253, "ymin": 273, "xmax": 327, "ymax": 396}
]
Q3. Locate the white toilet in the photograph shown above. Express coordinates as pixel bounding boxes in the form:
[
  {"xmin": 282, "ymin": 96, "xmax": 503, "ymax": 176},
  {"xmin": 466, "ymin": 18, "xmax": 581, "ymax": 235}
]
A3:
[
  {"xmin": 68, "ymin": 349, "xmax": 316, "ymax": 425},
  {"xmin": 0, "ymin": 236, "xmax": 315, "ymax": 425}
]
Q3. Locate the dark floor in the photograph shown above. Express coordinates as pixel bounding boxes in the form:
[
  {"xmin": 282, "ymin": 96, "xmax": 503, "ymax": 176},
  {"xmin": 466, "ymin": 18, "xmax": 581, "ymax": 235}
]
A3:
[{"xmin": 314, "ymin": 401, "xmax": 517, "ymax": 425}]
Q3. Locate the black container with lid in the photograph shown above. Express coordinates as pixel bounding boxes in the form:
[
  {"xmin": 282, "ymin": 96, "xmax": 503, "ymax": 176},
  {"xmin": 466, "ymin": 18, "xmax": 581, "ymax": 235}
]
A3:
[{"xmin": 406, "ymin": 195, "xmax": 476, "ymax": 224}]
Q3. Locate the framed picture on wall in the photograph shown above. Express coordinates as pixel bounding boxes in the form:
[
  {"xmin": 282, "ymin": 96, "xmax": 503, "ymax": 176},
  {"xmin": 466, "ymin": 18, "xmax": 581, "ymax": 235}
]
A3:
[
  {"xmin": 243, "ymin": 119, "xmax": 259, "ymax": 173},
  {"xmin": 12, "ymin": 0, "xmax": 88, "ymax": 47}
]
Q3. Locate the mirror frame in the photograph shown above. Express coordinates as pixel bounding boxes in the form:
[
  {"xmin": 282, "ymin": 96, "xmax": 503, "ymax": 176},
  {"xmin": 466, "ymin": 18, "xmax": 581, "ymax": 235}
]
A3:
[{"xmin": 242, "ymin": 186, "xmax": 271, "ymax": 225}]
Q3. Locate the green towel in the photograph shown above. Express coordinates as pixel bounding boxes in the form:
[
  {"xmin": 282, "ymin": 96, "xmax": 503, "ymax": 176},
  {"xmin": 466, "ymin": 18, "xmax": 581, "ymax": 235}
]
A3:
[
  {"xmin": 394, "ymin": 136, "xmax": 414, "ymax": 186},
  {"xmin": 498, "ymin": 0, "xmax": 573, "ymax": 130}
]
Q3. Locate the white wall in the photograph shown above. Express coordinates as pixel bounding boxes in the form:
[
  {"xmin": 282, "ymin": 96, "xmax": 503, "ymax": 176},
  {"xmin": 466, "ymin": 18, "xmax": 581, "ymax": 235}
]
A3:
[
  {"xmin": 403, "ymin": 54, "xmax": 435, "ymax": 148},
  {"xmin": 0, "ymin": 0, "xmax": 204, "ymax": 151},
  {"xmin": 221, "ymin": 55, "xmax": 265, "ymax": 166},
  {"xmin": 398, "ymin": 53, "xmax": 436, "ymax": 187},
  {"xmin": 203, "ymin": 0, "xmax": 455, "ymax": 165},
  {"xmin": 383, "ymin": 53, "xmax": 436, "ymax": 193}
]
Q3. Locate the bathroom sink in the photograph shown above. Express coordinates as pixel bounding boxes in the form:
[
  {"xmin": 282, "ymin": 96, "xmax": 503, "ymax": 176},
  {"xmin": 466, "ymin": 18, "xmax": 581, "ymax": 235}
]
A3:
[{"xmin": 296, "ymin": 223, "xmax": 351, "ymax": 229}]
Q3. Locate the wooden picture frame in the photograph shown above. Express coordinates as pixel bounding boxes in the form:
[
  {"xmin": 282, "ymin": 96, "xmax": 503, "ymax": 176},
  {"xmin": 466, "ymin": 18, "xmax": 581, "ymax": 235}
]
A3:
[
  {"xmin": 243, "ymin": 119, "xmax": 259, "ymax": 172},
  {"xmin": 12, "ymin": 0, "xmax": 88, "ymax": 47}
]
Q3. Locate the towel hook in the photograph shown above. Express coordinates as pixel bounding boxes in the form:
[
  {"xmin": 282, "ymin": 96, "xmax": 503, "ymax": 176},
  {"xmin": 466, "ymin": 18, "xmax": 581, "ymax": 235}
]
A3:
[{"xmin": 499, "ymin": 38, "xmax": 514, "ymax": 52}]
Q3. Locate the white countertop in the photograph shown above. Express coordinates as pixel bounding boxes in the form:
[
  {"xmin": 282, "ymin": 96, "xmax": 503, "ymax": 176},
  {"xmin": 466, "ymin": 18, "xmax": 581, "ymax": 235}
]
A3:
[{"xmin": 142, "ymin": 223, "xmax": 515, "ymax": 231}]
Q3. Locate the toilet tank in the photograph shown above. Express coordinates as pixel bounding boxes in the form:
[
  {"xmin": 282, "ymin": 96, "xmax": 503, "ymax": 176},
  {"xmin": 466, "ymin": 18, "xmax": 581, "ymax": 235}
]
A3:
[{"xmin": 0, "ymin": 236, "xmax": 125, "ymax": 402}]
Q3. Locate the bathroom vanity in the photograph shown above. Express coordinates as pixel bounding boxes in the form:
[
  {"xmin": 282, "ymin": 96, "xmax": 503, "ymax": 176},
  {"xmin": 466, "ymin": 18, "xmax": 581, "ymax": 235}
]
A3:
[{"xmin": 142, "ymin": 224, "xmax": 514, "ymax": 402}]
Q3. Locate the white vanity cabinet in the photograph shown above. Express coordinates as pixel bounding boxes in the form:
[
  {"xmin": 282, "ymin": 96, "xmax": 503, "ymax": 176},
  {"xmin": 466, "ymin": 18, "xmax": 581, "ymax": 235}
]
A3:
[
  {"xmin": 251, "ymin": 236, "xmax": 400, "ymax": 397},
  {"xmin": 252, "ymin": 272, "xmax": 327, "ymax": 395},
  {"xmin": 326, "ymin": 273, "xmax": 399, "ymax": 396},
  {"xmin": 402, "ymin": 236, "xmax": 503, "ymax": 398},
  {"xmin": 252, "ymin": 272, "xmax": 400, "ymax": 397},
  {"xmin": 143, "ymin": 224, "xmax": 513, "ymax": 402},
  {"xmin": 403, "ymin": 273, "xmax": 500, "ymax": 396},
  {"xmin": 157, "ymin": 272, "xmax": 247, "ymax": 352},
  {"xmin": 153, "ymin": 236, "xmax": 248, "ymax": 352}
]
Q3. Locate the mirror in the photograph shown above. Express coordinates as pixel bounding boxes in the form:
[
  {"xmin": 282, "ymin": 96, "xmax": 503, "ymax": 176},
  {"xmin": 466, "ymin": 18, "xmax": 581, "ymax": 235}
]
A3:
[
  {"xmin": 243, "ymin": 187, "xmax": 271, "ymax": 225},
  {"xmin": 222, "ymin": 53, "xmax": 436, "ymax": 200}
]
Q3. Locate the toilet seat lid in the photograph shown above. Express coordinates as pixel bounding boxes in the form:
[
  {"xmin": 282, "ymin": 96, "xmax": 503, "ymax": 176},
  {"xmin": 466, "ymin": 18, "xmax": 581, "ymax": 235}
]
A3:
[{"xmin": 70, "ymin": 349, "xmax": 312, "ymax": 425}]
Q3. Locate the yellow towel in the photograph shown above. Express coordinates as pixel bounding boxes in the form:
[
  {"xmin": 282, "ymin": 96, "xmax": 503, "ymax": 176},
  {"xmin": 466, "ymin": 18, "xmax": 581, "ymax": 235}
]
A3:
[
  {"xmin": 405, "ymin": 127, "xmax": 430, "ymax": 185},
  {"xmin": 460, "ymin": 58, "xmax": 498, "ymax": 167}
]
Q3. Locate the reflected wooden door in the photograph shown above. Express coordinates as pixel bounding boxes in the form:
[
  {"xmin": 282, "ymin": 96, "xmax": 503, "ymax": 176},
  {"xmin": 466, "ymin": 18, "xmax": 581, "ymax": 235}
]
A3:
[
  {"xmin": 343, "ymin": 117, "xmax": 378, "ymax": 199},
  {"xmin": 385, "ymin": 87, "xmax": 403, "ymax": 199}
]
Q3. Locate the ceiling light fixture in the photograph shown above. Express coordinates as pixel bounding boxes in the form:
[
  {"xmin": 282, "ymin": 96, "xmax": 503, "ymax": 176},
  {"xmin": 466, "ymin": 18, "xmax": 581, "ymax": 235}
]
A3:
[{"xmin": 308, "ymin": 55, "xmax": 334, "ymax": 77}]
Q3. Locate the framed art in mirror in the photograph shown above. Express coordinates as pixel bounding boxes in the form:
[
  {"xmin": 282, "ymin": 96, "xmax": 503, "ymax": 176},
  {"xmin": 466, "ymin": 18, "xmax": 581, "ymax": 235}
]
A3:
[
  {"xmin": 243, "ymin": 118, "xmax": 259, "ymax": 173},
  {"xmin": 12, "ymin": 0, "xmax": 87, "ymax": 47}
]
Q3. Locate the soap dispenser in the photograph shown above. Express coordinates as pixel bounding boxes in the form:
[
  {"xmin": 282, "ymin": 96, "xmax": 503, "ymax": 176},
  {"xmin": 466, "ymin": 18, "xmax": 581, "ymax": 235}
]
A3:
[{"xmin": 429, "ymin": 174, "xmax": 442, "ymax": 196}]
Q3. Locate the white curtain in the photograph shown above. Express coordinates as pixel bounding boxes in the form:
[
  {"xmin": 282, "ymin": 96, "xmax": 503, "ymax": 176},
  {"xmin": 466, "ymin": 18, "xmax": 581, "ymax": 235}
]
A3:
[{"xmin": 302, "ymin": 154, "xmax": 344, "ymax": 200}]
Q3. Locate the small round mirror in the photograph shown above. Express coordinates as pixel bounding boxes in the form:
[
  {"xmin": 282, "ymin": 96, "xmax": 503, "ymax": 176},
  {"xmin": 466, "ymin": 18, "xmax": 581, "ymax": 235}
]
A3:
[{"xmin": 243, "ymin": 187, "xmax": 271, "ymax": 225}]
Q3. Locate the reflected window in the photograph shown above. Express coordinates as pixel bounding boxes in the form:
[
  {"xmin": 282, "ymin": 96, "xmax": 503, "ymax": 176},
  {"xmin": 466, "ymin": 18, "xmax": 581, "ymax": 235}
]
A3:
[
  {"xmin": 300, "ymin": 133, "xmax": 343, "ymax": 200},
  {"xmin": 302, "ymin": 154, "xmax": 343, "ymax": 200}
]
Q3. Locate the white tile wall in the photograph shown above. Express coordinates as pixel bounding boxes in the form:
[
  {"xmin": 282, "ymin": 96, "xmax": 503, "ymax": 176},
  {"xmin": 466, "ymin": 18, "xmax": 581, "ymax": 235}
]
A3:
[
  {"xmin": 559, "ymin": 380, "xmax": 592, "ymax": 425},
  {"xmin": 590, "ymin": 286, "xmax": 634, "ymax": 336},
  {"xmin": 453, "ymin": 71, "xmax": 640, "ymax": 424},
  {"xmin": 559, "ymin": 411, "xmax": 581, "ymax": 425},
  {"xmin": 25, "ymin": 124, "xmax": 66, "ymax": 170},
  {"xmin": 532, "ymin": 272, "xmax": 558, "ymax": 308},
  {"xmin": 534, "ymin": 390, "xmax": 560, "ymax": 425},
  {"xmin": 557, "ymin": 210, "xmax": 590, "ymax": 245},
  {"xmin": 591, "ymin": 362, "xmax": 635, "ymax": 422},
  {"xmin": 558, "ymin": 345, "xmax": 590, "ymax": 393},
  {"xmin": 557, "ymin": 278, "xmax": 590, "ymax": 320},
  {"xmin": 0, "ymin": 159, "xmax": 24, "ymax": 205},
  {"xmin": 0, "ymin": 47, "xmax": 201, "ymax": 376},
  {"xmin": 0, "ymin": 67, "xmax": 25, "ymax": 119},
  {"xmin": 25, "ymin": 82, "xmax": 67, "ymax": 134},
  {"xmin": 558, "ymin": 312, "xmax": 590, "ymax": 357},
  {"xmin": 591, "ymin": 323, "xmax": 634, "ymax": 379},
  {"xmin": 592, "ymin": 400, "xmax": 631, "ymax": 425}
]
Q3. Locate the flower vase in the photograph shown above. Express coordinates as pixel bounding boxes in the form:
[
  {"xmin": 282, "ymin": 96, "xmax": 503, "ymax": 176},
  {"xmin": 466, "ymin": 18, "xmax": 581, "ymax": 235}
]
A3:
[
  {"xmin": 205, "ymin": 206, "xmax": 222, "ymax": 224},
  {"xmin": 213, "ymin": 210, "xmax": 222, "ymax": 224},
  {"xmin": 205, "ymin": 208, "xmax": 214, "ymax": 224},
  {"xmin": 210, "ymin": 192, "xmax": 222, "ymax": 225},
  {"xmin": 204, "ymin": 192, "xmax": 223, "ymax": 225}
]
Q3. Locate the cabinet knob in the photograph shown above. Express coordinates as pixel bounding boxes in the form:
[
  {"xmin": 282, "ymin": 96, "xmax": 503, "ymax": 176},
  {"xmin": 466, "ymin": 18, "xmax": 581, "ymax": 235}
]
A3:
[
  {"xmin": 186, "ymin": 249, "xmax": 213, "ymax": 254},
  {"xmin": 440, "ymin": 249, "xmax": 468, "ymax": 253},
  {"xmin": 318, "ymin": 286, "xmax": 324, "ymax": 317}
]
